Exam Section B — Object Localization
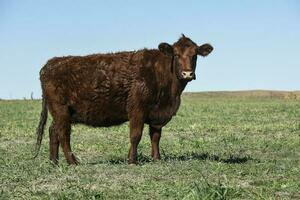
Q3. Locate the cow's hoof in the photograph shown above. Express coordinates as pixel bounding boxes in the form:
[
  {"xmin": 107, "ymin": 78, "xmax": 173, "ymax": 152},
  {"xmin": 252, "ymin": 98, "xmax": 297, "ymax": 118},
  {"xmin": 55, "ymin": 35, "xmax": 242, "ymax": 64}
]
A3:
[
  {"xmin": 49, "ymin": 158, "xmax": 59, "ymax": 165},
  {"xmin": 128, "ymin": 160, "xmax": 138, "ymax": 165},
  {"xmin": 152, "ymin": 155, "xmax": 161, "ymax": 162},
  {"xmin": 152, "ymin": 158, "xmax": 161, "ymax": 162},
  {"xmin": 66, "ymin": 153, "xmax": 79, "ymax": 165},
  {"xmin": 67, "ymin": 159, "xmax": 79, "ymax": 165}
]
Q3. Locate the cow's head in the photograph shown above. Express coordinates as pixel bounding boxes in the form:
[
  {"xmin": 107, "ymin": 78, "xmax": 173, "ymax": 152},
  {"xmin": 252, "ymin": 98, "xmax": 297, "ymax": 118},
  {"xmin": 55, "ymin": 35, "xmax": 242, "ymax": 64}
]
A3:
[{"xmin": 159, "ymin": 34, "xmax": 213, "ymax": 81}]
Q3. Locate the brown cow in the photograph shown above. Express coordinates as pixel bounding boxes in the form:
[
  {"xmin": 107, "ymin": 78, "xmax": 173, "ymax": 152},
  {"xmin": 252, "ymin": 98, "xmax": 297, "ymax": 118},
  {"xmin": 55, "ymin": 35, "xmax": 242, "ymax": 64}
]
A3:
[{"xmin": 35, "ymin": 34, "xmax": 213, "ymax": 165}]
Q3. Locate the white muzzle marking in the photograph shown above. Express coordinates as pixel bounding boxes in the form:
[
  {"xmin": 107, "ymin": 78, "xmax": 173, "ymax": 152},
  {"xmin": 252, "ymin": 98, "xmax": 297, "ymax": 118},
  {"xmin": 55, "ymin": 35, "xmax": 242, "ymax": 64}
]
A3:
[{"xmin": 181, "ymin": 71, "xmax": 194, "ymax": 79}]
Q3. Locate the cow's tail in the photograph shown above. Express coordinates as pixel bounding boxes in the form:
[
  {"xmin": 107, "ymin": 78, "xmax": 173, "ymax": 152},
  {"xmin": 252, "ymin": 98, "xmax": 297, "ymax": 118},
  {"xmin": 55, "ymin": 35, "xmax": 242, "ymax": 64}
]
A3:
[{"xmin": 33, "ymin": 96, "xmax": 48, "ymax": 158}]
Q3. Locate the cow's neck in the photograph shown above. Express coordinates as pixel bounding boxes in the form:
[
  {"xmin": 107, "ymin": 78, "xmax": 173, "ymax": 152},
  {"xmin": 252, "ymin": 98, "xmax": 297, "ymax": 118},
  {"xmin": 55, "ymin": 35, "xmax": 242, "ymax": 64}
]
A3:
[
  {"xmin": 170, "ymin": 59, "xmax": 188, "ymax": 99},
  {"xmin": 170, "ymin": 75, "xmax": 186, "ymax": 98},
  {"xmin": 155, "ymin": 54, "xmax": 188, "ymax": 100}
]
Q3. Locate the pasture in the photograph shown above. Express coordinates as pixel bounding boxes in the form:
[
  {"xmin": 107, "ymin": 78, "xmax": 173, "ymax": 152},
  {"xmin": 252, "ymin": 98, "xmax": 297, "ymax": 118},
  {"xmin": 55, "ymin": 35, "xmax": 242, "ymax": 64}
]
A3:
[{"xmin": 0, "ymin": 92, "xmax": 299, "ymax": 199}]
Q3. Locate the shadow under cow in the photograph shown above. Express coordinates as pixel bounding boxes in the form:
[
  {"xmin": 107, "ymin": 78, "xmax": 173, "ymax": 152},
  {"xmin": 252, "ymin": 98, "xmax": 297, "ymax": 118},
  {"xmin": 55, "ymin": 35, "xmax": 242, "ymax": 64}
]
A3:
[{"xmin": 87, "ymin": 152, "xmax": 253, "ymax": 165}]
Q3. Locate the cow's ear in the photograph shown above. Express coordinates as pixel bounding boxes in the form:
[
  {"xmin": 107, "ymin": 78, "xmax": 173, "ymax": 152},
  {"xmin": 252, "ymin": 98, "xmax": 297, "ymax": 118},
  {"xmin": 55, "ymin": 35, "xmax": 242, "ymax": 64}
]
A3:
[
  {"xmin": 158, "ymin": 43, "xmax": 173, "ymax": 56},
  {"xmin": 197, "ymin": 43, "xmax": 213, "ymax": 57}
]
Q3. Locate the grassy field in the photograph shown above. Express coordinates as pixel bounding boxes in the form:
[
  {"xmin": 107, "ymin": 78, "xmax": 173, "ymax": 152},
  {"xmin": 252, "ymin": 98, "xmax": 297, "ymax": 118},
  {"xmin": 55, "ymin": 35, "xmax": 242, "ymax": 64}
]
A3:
[{"xmin": 0, "ymin": 92, "xmax": 300, "ymax": 199}]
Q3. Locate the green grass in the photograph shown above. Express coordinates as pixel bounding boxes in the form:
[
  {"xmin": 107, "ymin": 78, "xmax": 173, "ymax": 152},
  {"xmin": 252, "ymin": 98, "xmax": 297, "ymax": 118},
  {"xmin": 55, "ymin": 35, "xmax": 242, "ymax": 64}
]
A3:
[{"xmin": 0, "ymin": 94, "xmax": 300, "ymax": 199}]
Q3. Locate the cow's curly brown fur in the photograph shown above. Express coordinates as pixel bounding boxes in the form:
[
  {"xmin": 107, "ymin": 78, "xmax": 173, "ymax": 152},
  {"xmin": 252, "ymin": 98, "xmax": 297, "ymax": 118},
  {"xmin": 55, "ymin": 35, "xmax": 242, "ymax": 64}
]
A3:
[{"xmin": 35, "ymin": 35, "xmax": 213, "ymax": 164}]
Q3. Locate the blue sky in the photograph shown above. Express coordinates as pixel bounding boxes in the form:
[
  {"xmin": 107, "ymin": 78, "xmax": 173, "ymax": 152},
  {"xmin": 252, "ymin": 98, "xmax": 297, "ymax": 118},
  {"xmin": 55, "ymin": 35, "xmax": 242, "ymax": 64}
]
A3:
[{"xmin": 0, "ymin": 0, "xmax": 299, "ymax": 99}]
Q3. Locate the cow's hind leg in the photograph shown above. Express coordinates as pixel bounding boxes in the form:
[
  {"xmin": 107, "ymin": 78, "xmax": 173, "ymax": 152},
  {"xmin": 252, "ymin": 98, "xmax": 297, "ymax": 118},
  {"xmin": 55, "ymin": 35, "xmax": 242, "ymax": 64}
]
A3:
[
  {"xmin": 57, "ymin": 119, "xmax": 78, "ymax": 165},
  {"xmin": 51, "ymin": 104, "xmax": 78, "ymax": 165},
  {"xmin": 49, "ymin": 122, "xmax": 59, "ymax": 164},
  {"xmin": 149, "ymin": 126, "xmax": 161, "ymax": 161}
]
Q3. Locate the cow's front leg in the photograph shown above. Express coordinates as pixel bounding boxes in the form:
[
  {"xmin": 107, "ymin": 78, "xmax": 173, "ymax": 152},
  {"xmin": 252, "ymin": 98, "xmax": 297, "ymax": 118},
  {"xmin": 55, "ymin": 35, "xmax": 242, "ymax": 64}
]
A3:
[
  {"xmin": 128, "ymin": 115, "xmax": 144, "ymax": 164},
  {"xmin": 149, "ymin": 126, "xmax": 161, "ymax": 161}
]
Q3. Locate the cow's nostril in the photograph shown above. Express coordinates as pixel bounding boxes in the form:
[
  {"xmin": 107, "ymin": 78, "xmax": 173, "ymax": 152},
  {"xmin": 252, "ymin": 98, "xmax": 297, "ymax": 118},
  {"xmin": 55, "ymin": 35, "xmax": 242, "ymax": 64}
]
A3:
[
  {"xmin": 190, "ymin": 72, "xmax": 194, "ymax": 76},
  {"xmin": 182, "ymin": 72, "xmax": 186, "ymax": 76}
]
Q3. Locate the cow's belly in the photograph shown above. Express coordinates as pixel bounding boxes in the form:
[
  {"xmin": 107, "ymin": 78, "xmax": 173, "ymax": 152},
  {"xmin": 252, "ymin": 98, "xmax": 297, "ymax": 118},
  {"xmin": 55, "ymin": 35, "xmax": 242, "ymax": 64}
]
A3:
[
  {"xmin": 85, "ymin": 116, "xmax": 128, "ymax": 127},
  {"xmin": 69, "ymin": 100, "xmax": 128, "ymax": 127},
  {"xmin": 71, "ymin": 111, "xmax": 128, "ymax": 127}
]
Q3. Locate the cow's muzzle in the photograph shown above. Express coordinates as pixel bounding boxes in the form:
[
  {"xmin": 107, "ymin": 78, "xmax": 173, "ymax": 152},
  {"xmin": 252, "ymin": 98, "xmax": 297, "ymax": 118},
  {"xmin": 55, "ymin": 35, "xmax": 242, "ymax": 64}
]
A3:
[{"xmin": 181, "ymin": 71, "xmax": 196, "ymax": 81}]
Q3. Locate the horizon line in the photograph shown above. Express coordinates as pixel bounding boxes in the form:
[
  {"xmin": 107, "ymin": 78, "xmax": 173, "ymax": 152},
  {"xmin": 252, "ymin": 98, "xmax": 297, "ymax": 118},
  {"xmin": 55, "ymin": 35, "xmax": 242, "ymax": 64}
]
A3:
[{"xmin": 1, "ymin": 89, "xmax": 299, "ymax": 100}]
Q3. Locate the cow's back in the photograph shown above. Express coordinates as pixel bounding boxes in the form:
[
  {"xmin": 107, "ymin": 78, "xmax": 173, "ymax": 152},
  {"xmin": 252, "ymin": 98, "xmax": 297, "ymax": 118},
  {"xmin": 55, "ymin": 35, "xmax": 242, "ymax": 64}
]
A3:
[{"xmin": 40, "ymin": 52, "xmax": 139, "ymax": 126}]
